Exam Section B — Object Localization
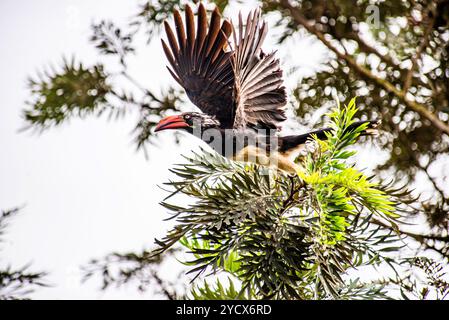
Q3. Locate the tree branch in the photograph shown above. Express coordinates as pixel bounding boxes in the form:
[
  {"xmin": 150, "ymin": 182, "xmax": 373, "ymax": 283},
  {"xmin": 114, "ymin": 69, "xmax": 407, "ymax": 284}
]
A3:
[
  {"xmin": 279, "ymin": 0, "xmax": 449, "ymax": 136},
  {"xmin": 371, "ymin": 218, "xmax": 449, "ymax": 246}
]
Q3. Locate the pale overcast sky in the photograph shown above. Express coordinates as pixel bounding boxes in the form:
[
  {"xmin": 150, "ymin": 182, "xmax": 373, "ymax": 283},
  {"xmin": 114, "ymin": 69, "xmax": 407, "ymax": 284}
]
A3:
[{"xmin": 0, "ymin": 0, "xmax": 442, "ymax": 300}]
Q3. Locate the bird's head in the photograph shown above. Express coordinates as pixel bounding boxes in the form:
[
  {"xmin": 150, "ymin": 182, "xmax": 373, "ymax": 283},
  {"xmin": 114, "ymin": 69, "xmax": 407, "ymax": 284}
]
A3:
[{"xmin": 155, "ymin": 112, "xmax": 220, "ymax": 134}]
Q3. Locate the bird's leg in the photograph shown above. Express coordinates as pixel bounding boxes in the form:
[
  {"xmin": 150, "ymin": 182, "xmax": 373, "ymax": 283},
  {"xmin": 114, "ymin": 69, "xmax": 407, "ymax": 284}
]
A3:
[
  {"xmin": 233, "ymin": 146, "xmax": 305, "ymax": 179},
  {"xmin": 274, "ymin": 154, "xmax": 305, "ymax": 179}
]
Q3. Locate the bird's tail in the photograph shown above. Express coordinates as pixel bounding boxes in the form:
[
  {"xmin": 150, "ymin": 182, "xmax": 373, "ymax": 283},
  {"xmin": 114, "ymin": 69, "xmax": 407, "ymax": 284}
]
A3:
[
  {"xmin": 310, "ymin": 119, "xmax": 381, "ymax": 140},
  {"xmin": 279, "ymin": 119, "xmax": 381, "ymax": 155}
]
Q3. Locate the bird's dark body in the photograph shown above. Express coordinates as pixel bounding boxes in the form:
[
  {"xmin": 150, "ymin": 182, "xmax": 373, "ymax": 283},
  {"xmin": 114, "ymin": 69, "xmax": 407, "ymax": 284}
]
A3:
[
  {"xmin": 155, "ymin": 4, "xmax": 381, "ymax": 173},
  {"xmin": 194, "ymin": 119, "xmax": 379, "ymax": 172},
  {"xmin": 201, "ymin": 128, "xmax": 273, "ymax": 157}
]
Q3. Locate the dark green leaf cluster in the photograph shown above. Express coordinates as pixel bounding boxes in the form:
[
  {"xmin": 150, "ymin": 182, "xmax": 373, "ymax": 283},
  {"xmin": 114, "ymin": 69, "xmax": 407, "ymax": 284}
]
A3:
[
  {"xmin": 24, "ymin": 58, "xmax": 111, "ymax": 129},
  {"xmin": 191, "ymin": 277, "xmax": 250, "ymax": 300},
  {"xmin": 23, "ymin": 54, "xmax": 184, "ymax": 153},
  {"xmin": 263, "ymin": 0, "xmax": 449, "ymax": 233}
]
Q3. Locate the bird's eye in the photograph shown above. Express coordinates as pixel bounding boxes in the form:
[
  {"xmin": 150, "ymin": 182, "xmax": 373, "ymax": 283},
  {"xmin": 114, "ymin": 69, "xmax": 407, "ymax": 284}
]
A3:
[{"xmin": 184, "ymin": 115, "xmax": 191, "ymax": 120}]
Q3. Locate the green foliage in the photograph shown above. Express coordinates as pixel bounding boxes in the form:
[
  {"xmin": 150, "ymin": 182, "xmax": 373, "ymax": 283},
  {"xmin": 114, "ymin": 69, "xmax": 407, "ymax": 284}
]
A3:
[
  {"xmin": 24, "ymin": 58, "xmax": 111, "ymax": 129},
  {"xmin": 23, "ymin": 7, "xmax": 187, "ymax": 152},
  {"xmin": 179, "ymin": 236, "xmax": 242, "ymax": 275},
  {"xmin": 335, "ymin": 277, "xmax": 390, "ymax": 300},
  {"xmin": 299, "ymin": 98, "xmax": 398, "ymax": 246},
  {"xmin": 264, "ymin": 0, "xmax": 449, "ymax": 232},
  {"xmin": 91, "ymin": 20, "xmax": 135, "ymax": 65},
  {"xmin": 154, "ymin": 101, "xmax": 412, "ymax": 299},
  {"xmin": 0, "ymin": 208, "xmax": 47, "ymax": 300},
  {"xmin": 191, "ymin": 277, "xmax": 251, "ymax": 300}
]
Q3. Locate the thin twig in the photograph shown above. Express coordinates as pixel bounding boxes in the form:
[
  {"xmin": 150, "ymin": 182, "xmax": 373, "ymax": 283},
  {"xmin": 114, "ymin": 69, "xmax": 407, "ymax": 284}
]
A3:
[
  {"xmin": 121, "ymin": 72, "xmax": 163, "ymax": 103},
  {"xmin": 150, "ymin": 269, "xmax": 176, "ymax": 300},
  {"xmin": 371, "ymin": 218, "xmax": 449, "ymax": 243}
]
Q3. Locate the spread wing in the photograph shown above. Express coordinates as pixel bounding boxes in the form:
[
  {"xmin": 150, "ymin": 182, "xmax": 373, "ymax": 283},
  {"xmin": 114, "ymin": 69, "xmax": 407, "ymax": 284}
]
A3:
[
  {"xmin": 162, "ymin": 5, "xmax": 287, "ymax": 130},
  {"xmin": 231, "ymin": 10, "xmax": 287, "ymax": 130},
  {"xmin": 161, "ymin": 4, "xmax": 235, "ymax": 128}
]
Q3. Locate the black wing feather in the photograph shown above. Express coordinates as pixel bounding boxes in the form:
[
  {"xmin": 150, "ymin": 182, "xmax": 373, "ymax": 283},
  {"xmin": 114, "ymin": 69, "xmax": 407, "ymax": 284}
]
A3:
[
  {"xmin": 231, "ymin": 10, "xmax": 287, "ymax": 130},
  {"xmin": 162, "ymin": 4, "xmax": 235, "ymax": 127},
  {"xmin": 162, "ymin": 5, "xmax": 287, "ymax": 130}
]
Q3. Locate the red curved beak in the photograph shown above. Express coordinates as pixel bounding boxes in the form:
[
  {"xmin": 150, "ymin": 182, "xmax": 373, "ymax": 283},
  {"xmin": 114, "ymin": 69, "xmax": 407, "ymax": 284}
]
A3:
[{"xmin": 155, "ymin": 115, "xmax": 189, "ymax": 132}]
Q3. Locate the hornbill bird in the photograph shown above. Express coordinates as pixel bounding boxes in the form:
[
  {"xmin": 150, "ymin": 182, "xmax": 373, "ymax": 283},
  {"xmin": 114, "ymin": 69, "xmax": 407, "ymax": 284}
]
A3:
[{"xmin": 155, "ymin": 4, "xmax": 379, "ymax": 173}]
